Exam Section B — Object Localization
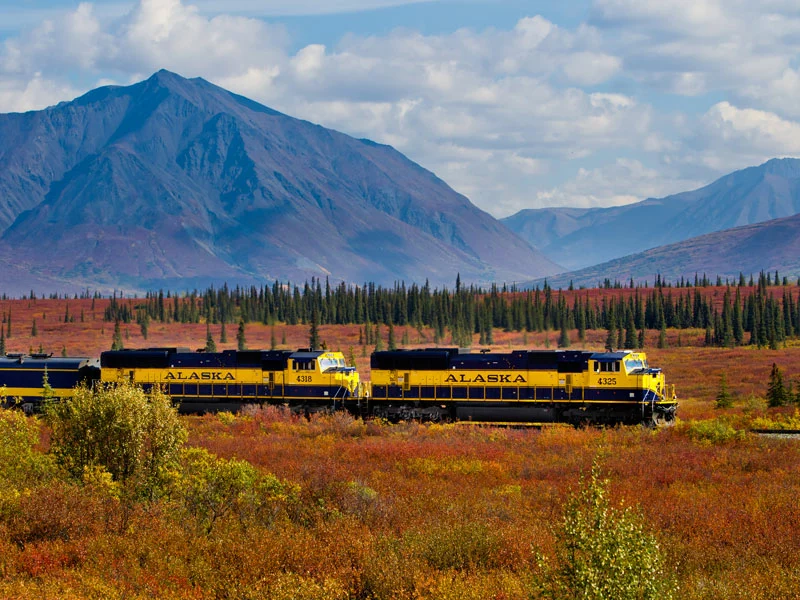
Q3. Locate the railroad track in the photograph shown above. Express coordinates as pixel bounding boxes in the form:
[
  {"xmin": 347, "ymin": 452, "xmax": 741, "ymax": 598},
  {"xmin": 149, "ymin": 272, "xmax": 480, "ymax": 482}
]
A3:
[{"xmin": 750, "ymin": 429, "xmax": 800, "ymax": 437}]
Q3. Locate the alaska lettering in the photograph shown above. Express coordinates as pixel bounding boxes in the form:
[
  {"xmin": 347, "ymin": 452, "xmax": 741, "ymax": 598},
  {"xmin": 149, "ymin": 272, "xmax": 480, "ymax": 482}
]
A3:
[
  {"xmin": 444, "ymin": 373, "xmax": 526, "ymax": 383},
  {"xmin": 164, "ymin": 372, "xmax": 235, "ymax": 381}
]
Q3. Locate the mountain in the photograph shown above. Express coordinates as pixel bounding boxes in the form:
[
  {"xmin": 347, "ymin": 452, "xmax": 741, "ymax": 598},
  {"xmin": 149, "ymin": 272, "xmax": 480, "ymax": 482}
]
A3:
[
  {"xmin": 531, "ymin": 212, "xmax": 800, "ymax": 289},
  {"xmin": 502, "ymin": 158, "xmax": 800, "ymax": 271},
  {"xmin": 0, "ymin": 70, "xmax": 560, "ymax": 296}
]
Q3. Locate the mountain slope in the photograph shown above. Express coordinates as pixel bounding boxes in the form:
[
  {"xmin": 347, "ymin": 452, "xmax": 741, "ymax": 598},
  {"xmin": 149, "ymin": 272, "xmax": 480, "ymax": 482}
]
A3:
[
  {"xmin": 532, "ymin": 212, "xmax": 800, "ymax": 289},
  {"xmin": 503, "ymin": 158, "xmax": 800, "ymax": 270},
  {"xmin": 0, "ymin": 70, "xmax": 560, "ymax": 295}
]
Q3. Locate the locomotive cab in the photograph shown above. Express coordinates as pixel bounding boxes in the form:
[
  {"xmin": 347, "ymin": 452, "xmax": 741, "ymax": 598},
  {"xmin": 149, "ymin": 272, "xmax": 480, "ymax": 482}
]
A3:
[{"xmin": 289, "ymin": 350, "xmax": 360, "ymax": 398}]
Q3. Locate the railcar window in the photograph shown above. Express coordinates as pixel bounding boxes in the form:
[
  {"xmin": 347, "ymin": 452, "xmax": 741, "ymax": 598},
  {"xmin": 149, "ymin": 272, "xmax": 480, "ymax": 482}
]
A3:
[{"xmin": 599, "ymin": 362, "xmax": 620, "ymax": 372}]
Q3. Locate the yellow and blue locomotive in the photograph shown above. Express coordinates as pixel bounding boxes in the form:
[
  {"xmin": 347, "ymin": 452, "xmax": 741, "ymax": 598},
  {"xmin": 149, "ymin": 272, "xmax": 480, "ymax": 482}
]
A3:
[
  {"xmin": 0, "ymin": 353, "xmax": 100, "ymax": 413},
  {"xmin": 100, "ymin": 347, "xmax": 360, "ymax": 413},
  {"xmin": 365, "ymin": 348, "xmax": 676, "ymax": 426}
]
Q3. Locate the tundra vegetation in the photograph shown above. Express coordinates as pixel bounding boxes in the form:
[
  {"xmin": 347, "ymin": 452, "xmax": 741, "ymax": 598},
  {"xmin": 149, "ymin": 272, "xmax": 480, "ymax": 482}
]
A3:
[{"xmin": 0, "ymin": 279, "xmax": 799, "ymax": 598}]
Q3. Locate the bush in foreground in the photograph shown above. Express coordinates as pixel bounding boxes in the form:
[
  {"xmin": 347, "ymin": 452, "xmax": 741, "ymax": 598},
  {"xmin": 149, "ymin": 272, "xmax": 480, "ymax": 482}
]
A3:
[
  {"xmin": 43, "ymin": 382, "xmax": 187, "ymax": 500},
  {"xmin": 537, "ymin": 459, "xmax": 677, "ymax": 600}
]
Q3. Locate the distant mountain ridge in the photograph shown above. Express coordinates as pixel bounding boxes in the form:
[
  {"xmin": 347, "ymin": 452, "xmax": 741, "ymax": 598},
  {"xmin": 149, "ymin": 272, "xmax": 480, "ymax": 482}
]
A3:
[
  {"xmin": 0, "ymin": 70, "xmax": 560, "ymax": 296},
  {"xmin": 503, "ymin": 158, "xmax": 800, "ymax": 271},
  {"xmin": 529, "ymin": 211, "xmax": 800, "ymax": 289}
]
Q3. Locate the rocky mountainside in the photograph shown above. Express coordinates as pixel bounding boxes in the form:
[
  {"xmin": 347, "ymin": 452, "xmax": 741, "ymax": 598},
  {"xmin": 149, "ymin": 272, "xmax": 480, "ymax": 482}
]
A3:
[
  {"xmin": 0, "ymin": 70, "xmax": 560, "ymax": 296},
  {"xmin": 503, "ymin": 158, "xmax": 800, "ymax": 271},
  {"xmin": 530, "ymin": 212, "xmax": 800, "ymax": 289}
]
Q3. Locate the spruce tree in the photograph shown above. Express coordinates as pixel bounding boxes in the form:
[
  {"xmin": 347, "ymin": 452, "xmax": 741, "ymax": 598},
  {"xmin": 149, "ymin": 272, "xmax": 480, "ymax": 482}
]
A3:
[
  {"xmin": 31, "ymin": 319, "xmax": 37, "ymax": 337},
  {"xmin": 309, "ymin": 307, "xmax": 320, "ymax": 350},
  {"xmin": 715, "ymin": 373, "xmax": 733, "ymax": 409},
  {"xmin": 657, "ymin": 322, "xmax": 667, "ymax": 348},
  {"xmin": 605, "ymin": 327, "xmax": 616, "ymax": 351},
  {"xmin": 577, "ymin": 308, "xmax": 586, "ymax": 342},
  {"xmin": 237, "ymin": 320, "xmax": 247, "ymax": 351},
  {"xmin": 624, "ymin": 313, "xmax": 637, "ymax": 349},
  {"xmin": 41, "ymin": 366, "xmax": 54, "ymax": 402},
  {"xmin": 205, "ymin": 322, "xmax": 217, "ymax": 353},
  {"xmin": 140, "ymin": 315, "xmax": 149, "ymax": 340},
  {"xmin": 558, "ymin": 322, "xmax": 570, "ymax": 348},
  {"xmin": 111, "ymin": 320, "xmax": 123, "ymax": 351},
  {"xmin": 767, "ymin": 363, "xmax": 788, "ymax": 407},
  {"xmin": 220, "ymin": 321, "xmax": 228, "ymax": 344},
  {"xmin": 270, "ymin": 326, "xmax": 277, "ymax": 350},
  {"xmin": 387, "ymin": 322, "xmax": 397, "ymax": 350}
]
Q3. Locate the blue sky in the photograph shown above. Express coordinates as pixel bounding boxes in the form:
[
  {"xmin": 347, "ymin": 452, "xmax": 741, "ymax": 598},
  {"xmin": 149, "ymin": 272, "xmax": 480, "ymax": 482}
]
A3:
[{"xmin": 1, "ymin": 0, "xmax": 799, "ymax": 217}]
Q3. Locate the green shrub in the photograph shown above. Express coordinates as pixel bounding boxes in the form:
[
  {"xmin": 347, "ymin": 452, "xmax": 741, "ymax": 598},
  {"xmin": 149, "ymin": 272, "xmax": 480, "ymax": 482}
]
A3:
[
  {"xmin": 0, "ymin": 408, "xmax": 54, "ymax": 487},
  {"xmin": 750, "ymin": 409, "xmax": 800, "ymax": 431},
  {"xmin": 174, "ymin": 447, "xmax": 300, "ymax": 534},
  {"xmin": 405, "ymin": 521, "xmax": 502, "ymax": 571},
  {"xmin": 685, "ymin": 419, "xmax": 746, "ymax": 444},
  {"xmin": 43, "ymin": 382, "xmax": 186, "ymax": 499},
  {"xmin": 538, "ymin": 460, "xmax": 677, "ymax": 600}
]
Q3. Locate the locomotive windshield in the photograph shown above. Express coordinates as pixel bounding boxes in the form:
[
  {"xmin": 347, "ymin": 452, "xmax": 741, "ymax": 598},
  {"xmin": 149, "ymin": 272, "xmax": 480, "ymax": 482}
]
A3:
[
  {"xmin": 624, "ymin": 357, "xmax": 647, "ymax": 373},
  {"xmin": 319, "ymin": 357, "xmax": 346, "ymax": 371}
]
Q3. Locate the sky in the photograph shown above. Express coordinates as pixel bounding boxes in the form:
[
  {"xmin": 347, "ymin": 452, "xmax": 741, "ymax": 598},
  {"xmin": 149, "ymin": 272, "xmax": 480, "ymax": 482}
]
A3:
[{"xmin": 1, "ymin": 0, "xmax": 799, "ymax": 218}]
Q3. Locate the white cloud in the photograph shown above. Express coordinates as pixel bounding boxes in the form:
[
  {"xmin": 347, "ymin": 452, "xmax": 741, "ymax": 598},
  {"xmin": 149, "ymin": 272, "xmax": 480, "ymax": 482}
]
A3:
[
  {"xmin": 0, "ymin": 74, "xmax": 81, "ymax": 114},
  {"xmin": 533, "ymin": 159, "xmax": 703, "ymax": 209},
  {"xmin": 590, "ymin": 0, "xmax": 800, "ymax": 99},
  {"xmin": 741, "ymin": 68, "xmax": 800, "ymax": 119},
  {"xmin": 562, "ymin": 51, "xmax": 621, "ymax": 86},
  {"xmin": 679, "ymin": 102, "xmax": 800, "ymax": 172},
  {"xmin": 192, "ymin": 0, "xmax": 438, "ymax": 17}
]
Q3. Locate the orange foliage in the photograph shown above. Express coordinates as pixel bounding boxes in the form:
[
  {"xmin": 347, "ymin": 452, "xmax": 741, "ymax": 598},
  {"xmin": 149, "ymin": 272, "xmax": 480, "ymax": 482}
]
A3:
[{"xmin": 0, "ymin": 410, "xmax": 797, "ymax": 598}]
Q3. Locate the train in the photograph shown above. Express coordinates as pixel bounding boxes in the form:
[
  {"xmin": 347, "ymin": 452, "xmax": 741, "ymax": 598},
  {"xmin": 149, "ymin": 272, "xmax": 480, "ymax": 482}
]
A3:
[
  {"xmin": 0, "ymin": 353, "xmax": 100, "ymax": 414},
  {"xmin": 0, "ymin": 346, "xmax": 677, "ymax": 426}
]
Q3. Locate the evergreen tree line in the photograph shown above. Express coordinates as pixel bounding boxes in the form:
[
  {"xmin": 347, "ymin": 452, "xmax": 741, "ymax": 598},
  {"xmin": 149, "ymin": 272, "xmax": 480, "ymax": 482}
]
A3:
[{"xmin": 93, "ymin": 271, "xmax": 800, "ymax": 350}]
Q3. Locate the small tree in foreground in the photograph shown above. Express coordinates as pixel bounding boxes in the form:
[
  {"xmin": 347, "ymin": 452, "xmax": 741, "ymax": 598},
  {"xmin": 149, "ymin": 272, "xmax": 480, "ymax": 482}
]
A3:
[
  {"xmin": 44, "ymin": 381, "xmax": 187, "ymax": 499},
  {"xmin": 538, "ymin": 459, "xmax": 676, "ymax": 600}
]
